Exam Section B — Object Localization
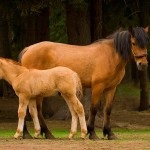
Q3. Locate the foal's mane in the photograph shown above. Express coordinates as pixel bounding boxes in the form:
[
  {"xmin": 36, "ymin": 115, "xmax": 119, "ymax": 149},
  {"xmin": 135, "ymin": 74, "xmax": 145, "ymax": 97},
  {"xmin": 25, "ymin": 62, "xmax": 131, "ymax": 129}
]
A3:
[{"xmin": 95, "ymin": 27, "xmax": 149, "ymax": 60}]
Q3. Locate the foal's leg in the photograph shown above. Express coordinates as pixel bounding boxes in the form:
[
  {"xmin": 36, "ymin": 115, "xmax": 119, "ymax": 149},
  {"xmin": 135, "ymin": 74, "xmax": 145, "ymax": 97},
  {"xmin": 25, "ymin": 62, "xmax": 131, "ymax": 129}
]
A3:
[
  {"xmin": 70, "ymin": 96, "xmax": 87, "ymax": 139},
  {"xmin": 87, "ymin": 84, "xmax": 103, "ymax": 140},
  {"xmin": 36, "ymin": 97, "xmax": 55, "ymax": 139},
  {"xmin": 103, "ymin": 87, "xmax": 117, "ymax": 140},
  {"xmin": 14, "ymin": 97, "xmax": 29, "ymax": 139},
  {"xmin": 62, "ymin": 97, "xmax": 78, "ymax": 139},
  {"xmin": 28, "ymin": 99, "xmax": 41, "ymax": 138}
]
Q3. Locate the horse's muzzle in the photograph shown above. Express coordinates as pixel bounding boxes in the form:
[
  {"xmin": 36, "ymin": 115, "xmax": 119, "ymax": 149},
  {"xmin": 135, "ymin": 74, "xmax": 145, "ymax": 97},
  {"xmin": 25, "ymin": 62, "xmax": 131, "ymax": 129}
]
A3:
[{"xmin": 137, "ymin": 62, "xmax": 148, "ymax": 71}]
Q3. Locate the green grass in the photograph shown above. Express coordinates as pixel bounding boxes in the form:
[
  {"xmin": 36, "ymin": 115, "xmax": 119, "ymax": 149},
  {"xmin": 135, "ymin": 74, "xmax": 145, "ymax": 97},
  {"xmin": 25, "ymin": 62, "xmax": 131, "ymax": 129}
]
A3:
[
  {"xmin": 116, "ymin": 82, "xmax": 150, "ymax": 98},
  {"xmin": 0, "ymin": 128, "xmax": 150, "ymax": 140},
  {"xmin": 116, "ymin": 83, "xmax": 140, "ymax": 98}
]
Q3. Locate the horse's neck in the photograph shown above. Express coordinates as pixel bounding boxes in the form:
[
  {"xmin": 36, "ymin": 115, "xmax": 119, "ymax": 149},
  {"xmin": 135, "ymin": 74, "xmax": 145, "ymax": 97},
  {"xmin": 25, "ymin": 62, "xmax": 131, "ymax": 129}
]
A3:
[
  {"xmin": 103, "ymin": 40, "xmax": 128, "ymax": 69},
  {"xmin": 2, "ymin": 62, "xmax": 27, "ymax": 84}
]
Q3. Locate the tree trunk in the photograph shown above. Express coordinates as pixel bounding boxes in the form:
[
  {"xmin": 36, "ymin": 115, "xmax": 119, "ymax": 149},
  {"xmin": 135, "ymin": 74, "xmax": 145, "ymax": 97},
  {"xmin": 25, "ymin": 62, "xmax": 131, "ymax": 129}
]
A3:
[
  {"xmin": 0, "ymin": 17, "xmax": 12, "ymax": 97},
  {"xmin": 66, "ymin": 1, "xmax": 91, "ymax": 45},
  {"xmin": 139, "ymin": 70, "xmax": 149, "ymax": 111},
  {"xmin": 0, "ymin": 18, "xmax": 11, "ymax": 58},
  {"xmin": 138, "ymin": 0, "xmax": 150, "ymax": 111},
  {"xmin": 90, "ymin": 0, "xmax": 102, "ymax": 42}
]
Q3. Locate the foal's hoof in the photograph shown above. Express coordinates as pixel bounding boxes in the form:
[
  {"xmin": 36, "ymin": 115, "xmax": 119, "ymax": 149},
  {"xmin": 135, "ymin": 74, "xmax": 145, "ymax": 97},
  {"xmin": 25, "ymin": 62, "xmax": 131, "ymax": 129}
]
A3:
[
  {"xmin": 68, "ymin": 132, "xmax": 76, "ymax": 139},
  {"xmin": 107, "ymin": 134, "xmax": 118, "ymax": 140},
  {"xmin": 34, "ymin": 131, "xmax": 41, "ymax": 139},
  {"xmin": 81, "ymin": 133, "xmax": 87, "ymax": 139},
  {"xmin": 14, "ymin": 133, "xmax": 23, "ymax": 139},
  {"xmin": 89, "ymin": 132, "xmax": 100, "ymax": 140}
]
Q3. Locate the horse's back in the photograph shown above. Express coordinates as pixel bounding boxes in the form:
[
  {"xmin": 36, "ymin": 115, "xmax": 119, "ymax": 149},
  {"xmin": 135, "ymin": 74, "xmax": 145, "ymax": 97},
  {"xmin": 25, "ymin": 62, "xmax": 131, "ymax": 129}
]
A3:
[{"xmin": 20, "ymin": 41, "xmax": 97, "ymax": 87}]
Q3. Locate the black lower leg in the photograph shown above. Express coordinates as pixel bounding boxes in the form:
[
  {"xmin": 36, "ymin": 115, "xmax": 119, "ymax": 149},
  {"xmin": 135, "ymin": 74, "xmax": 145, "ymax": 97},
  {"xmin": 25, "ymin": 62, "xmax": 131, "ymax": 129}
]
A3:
[
  {"xmin": 23, "ymin": 119, "xmax": 32, "ymax": 139},
  {"xmin": 87, "ymin": 106, "xmax": 99, "ymax": 140},
  {"xmin": 103, "ymin": 107, "xmax": 117, "ymax": 140}
]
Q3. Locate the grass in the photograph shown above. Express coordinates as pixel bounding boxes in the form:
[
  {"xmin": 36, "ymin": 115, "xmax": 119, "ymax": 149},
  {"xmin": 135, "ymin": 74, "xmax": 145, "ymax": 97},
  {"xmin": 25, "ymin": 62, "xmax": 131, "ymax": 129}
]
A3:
[
  {"xmin": 116, "ymin": 82, "xmax": 150, "ymax": 98},
  {"xmin": 0, "ymin": 128, "xmax": 150, "ymax": 140},
  {"xmin": 116, "ymin": 83, "xmax": 140, "ymax": 98}
]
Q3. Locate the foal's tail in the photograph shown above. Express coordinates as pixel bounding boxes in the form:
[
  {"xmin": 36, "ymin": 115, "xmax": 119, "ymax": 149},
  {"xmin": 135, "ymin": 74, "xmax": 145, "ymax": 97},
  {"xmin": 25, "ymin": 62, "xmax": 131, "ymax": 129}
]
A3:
[{"xmin": 75, "ymin": 73, "xmax": 83, "ymax": 100}]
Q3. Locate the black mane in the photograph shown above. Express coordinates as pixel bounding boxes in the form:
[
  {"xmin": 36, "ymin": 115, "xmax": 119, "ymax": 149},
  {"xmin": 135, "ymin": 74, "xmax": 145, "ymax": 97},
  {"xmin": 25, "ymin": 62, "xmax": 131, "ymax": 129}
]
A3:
[{"xmin": 114, "ymin": 31, "xmax": 131, "ymax": 60}]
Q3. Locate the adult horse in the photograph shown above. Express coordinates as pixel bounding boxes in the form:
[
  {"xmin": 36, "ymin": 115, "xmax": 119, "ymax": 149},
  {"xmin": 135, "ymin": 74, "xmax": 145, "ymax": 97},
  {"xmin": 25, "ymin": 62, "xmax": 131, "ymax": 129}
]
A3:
[
  {"xmin": 19, "ymin": 26, "xmax": 149, "ymax": 140},
  {"xmin": 0, "ymin": 57, "xmax": 87, "ymax": 139}
]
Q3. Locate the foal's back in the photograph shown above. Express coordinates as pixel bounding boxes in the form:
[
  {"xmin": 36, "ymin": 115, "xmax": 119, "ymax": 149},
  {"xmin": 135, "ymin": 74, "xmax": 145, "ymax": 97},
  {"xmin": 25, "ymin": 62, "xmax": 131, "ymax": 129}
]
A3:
[{"xmin": 15, "ymin": 67, "xmax": 81, "ymax": 98}]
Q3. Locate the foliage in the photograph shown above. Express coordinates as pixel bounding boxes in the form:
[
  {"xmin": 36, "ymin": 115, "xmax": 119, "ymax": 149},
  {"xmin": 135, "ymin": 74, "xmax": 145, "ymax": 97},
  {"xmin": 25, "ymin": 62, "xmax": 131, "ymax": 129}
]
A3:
[{"xmin": 49, "ymin": 3, "xmax": 68, "ymax": 43}]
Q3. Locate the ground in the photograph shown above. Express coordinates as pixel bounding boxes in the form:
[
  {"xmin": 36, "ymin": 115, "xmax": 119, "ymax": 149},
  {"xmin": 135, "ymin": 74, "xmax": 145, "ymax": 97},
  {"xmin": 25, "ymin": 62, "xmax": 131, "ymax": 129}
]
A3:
[{"xmin": 0, "ymin": 90, "xmax": 150, "ymax": 150}]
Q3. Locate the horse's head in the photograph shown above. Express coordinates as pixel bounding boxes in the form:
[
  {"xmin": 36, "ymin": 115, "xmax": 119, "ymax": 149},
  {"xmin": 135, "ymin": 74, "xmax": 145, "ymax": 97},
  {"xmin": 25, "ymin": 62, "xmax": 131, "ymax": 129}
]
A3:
[{"xmin": 129, "ymin": 26, "xmax": 149, "ymax": 71}]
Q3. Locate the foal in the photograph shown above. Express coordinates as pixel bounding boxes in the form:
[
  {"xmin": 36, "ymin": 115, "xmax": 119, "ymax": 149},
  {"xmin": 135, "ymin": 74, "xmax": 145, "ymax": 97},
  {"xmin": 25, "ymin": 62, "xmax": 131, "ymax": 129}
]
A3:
[{"xmin": 0, "ymin": 57, "xmax": 87, "ymax": 139}]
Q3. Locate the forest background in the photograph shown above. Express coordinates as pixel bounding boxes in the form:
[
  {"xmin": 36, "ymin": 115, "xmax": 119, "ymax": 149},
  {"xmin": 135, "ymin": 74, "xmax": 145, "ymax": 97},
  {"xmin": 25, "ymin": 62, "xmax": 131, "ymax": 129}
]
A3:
[{"xmin": 0, "ymin": 0, "xmax": 150, "ymax": 119}]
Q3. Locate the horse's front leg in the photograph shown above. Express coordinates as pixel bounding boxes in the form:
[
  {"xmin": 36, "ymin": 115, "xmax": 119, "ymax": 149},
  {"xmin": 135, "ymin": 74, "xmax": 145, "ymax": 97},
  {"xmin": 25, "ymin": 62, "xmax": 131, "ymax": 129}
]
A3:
[
  {"xmin": 103, "ymin": 87, "xmax": 117, "ymax": 140},
  {"xmin": 87, "ymin": 84, "xmax": 103, "ymax": 140},
  {"xmin": 14, "ymin": 97, "xmax": 28, "ymax": 139},
  {"xmin": 36, "ymin": 97, "xmax": 55, "ymax": 139},
  {"xmin": 28, "ymin": 99, "xmax": 41, "ymax": 138}
]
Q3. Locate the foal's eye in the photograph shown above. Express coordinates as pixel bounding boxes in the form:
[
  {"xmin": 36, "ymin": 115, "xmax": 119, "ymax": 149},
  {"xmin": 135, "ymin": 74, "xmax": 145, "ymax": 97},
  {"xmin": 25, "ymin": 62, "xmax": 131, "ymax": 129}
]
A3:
[{"xmin": 132, "ymin": 42, "xmax": 136, "ymax": 46}]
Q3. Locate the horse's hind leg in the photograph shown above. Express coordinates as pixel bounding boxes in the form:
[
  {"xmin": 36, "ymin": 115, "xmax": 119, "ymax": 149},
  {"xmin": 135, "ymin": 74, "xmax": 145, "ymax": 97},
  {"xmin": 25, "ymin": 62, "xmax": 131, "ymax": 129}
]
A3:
[
  {"xmin": 28, "ymin": 99, "xmax": 41, "ymax": 138},
  {"xmin": 103, "ymin": 87, "xmax": 117, "ymax": 140},
  {"xmin": 36, "ymin": 97, "xmax": 55, "ymax": 139},
  {"xmin": 23, "ymin": 118, "xmax": 33, "ymax": 139},
  {"xmin": 22, "ymin": 109, "xmax": 33, "ymax": 139}
]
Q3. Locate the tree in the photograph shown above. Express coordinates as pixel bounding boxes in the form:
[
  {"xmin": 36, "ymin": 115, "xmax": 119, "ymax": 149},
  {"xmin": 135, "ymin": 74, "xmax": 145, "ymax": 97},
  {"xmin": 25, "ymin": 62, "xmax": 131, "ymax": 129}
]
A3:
[
  {"xmin": 0, "ymin": 2, "xmax": 12, "ymax": 97},
  {"xmin": 65, "ymin": 0, "xmax": 91, "ymax": 45},
  {"xmin": 137, "ymin": 0, "xmax": 150, "ymax": 111},
  {"xmin": 90, "ymin": 0, "xmax": 102, "ymax": 42}
]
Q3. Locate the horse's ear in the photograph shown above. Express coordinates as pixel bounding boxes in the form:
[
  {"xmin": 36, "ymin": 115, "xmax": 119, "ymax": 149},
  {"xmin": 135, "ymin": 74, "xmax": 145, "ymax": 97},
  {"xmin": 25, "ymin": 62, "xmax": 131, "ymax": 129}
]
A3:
[
  {"xmin": 128, "ymin": 26, "xmax": 134, "ymax": 36},
  {"xmin": 144, "ymin": 26, "xmax": 149, "ymax": 33}
]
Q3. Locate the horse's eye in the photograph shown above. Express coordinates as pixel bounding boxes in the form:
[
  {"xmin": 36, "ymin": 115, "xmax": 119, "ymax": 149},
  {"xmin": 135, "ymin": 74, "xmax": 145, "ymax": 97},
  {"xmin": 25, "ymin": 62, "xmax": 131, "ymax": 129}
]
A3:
[{"xmin": 132, "ymin": 42, "xmax": 136, "ymax": 46}]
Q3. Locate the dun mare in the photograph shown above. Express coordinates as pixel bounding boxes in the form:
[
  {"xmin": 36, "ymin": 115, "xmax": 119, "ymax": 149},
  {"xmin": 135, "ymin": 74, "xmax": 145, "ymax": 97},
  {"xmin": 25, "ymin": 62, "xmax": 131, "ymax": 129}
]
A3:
[
  {"xmin": 0, "ymin": 57, "xmax": 87, "ymax": 139},
  {"xmin": 19, "ymin": 26, "xmax": 149, "ymax": 140}
]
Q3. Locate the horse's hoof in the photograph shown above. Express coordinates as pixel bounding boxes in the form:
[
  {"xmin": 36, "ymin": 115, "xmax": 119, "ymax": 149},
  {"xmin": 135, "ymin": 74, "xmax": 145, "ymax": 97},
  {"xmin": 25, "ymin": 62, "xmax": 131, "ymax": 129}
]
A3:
[
  {"xmin": 89, "ymin": 132, "xmax": 100, "ymax": 140},
  {"xmin": 108, "ymin": 134, "xmax": 118, "ymax": 140},
  {"xmin": 23, "ymin": 133, "xmax": 33, "ymax": 139},
  {"xmin": 45, "ymin": 132, "xmax": 55, "ymax": 139}
]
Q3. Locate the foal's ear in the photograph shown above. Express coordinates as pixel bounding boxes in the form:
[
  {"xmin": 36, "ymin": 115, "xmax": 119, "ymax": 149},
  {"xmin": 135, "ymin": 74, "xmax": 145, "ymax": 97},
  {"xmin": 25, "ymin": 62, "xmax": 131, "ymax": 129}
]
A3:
[
  {"xmin": 144, "ymin": 26, "xmax": 149, "ymax": 33},
  {"xmin": 128, "ymin": 26, "xmax": 134, "ymax": 36}
]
